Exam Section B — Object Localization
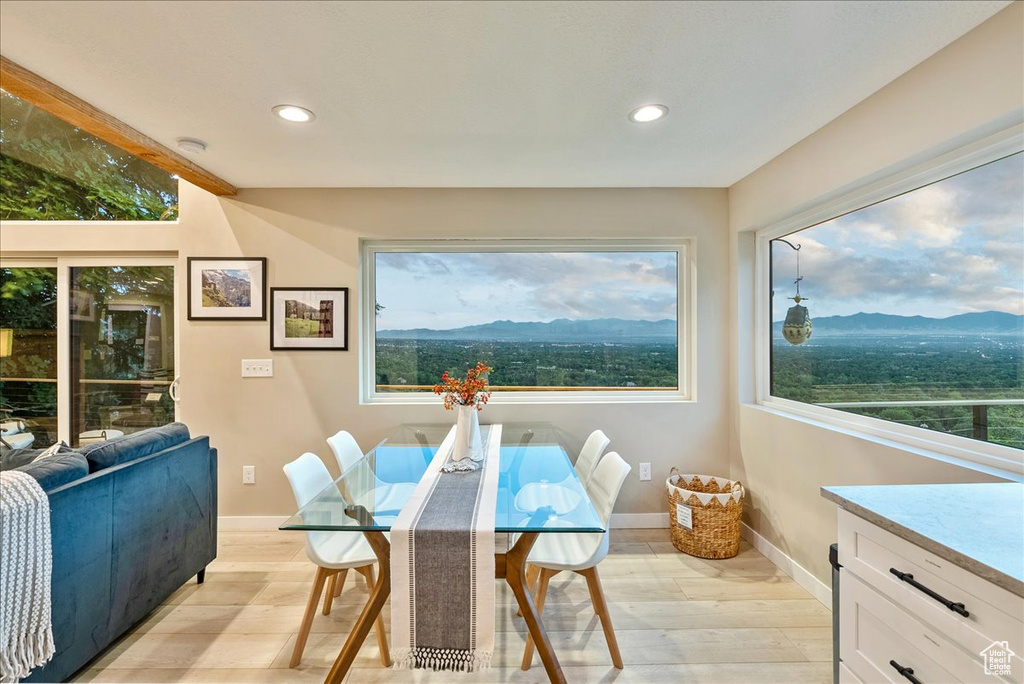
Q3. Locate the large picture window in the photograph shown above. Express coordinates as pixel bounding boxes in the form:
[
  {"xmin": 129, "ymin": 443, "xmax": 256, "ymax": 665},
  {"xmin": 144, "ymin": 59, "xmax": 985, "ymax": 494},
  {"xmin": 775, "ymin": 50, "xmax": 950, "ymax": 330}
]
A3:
[
  {"xmin": 362, "ymin": 241, "xmax": 691, "ymax": 403},
  {"xmin": 768, "ymin": 152, "xmax": 1023, "ymax": 451}
]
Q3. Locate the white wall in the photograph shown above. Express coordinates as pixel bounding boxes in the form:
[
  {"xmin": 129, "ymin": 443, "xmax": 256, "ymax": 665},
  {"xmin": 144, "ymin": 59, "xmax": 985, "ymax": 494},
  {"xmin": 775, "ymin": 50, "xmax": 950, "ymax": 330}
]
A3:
[
  {"xmin": 727, "ymin": 2, "xmax": 1023, "ymax": 583},
  {"xmin": 1, "ymin": 186, "xmax": 730, "ymax": 517}
]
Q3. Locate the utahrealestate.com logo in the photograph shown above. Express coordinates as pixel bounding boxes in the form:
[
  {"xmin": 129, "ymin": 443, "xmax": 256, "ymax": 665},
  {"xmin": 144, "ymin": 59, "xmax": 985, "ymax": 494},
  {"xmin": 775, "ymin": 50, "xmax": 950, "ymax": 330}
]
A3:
[{"xmin": 981, "ymin": 641, "xmax": 1015, "ymax": 677}]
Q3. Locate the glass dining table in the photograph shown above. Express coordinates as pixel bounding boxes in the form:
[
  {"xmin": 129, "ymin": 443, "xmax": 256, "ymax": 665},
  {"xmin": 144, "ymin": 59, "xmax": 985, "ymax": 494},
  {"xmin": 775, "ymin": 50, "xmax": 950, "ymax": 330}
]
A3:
[{"xmin": 280, "ymin": 423, "xmax": 605, "ymax": 684}]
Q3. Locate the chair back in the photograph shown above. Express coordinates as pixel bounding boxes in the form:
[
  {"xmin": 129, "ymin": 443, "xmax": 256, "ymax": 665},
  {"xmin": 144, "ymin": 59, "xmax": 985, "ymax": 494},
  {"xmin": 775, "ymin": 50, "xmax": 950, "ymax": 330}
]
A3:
[
  {"xmin": 574, "ymin": 429, "xmax": 610, "ymax": 485},
  {"xmin": 327, "ymin": 430, "xmax": 364, "ymax": 474},
  {"xmin": 283, "ymin": 452, "xmax": 363, "ymax": 566},
  {"xmin": 585, "ymin": 451, "xmax": 631, "ymax": 525},
  {"xmin": 283, "ymin": 452, "xmax": 333, "ymax": 509}
]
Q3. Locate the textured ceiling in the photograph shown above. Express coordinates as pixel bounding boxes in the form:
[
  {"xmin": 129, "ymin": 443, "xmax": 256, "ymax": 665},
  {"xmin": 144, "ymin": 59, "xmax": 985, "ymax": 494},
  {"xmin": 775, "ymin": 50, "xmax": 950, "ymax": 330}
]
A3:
[{"xmin": 0, "ymin": 0, "xmax": 1011, "ymax": 188}]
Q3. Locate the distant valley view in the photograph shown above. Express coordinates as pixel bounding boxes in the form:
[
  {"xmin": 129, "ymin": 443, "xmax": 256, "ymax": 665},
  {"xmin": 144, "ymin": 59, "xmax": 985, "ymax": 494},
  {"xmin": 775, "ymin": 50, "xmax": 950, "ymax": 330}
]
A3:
[{"xmin": 376, "ymin": 312, "xmax": 1022, "ymax": 449}]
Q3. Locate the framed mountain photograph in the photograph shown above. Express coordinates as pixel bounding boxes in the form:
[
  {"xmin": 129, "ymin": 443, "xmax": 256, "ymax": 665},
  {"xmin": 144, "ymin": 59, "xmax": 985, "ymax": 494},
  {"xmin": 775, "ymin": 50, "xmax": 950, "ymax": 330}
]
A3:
[
  {"xmin": 270, "ymin": 287, "xmax": 349, "ymax": 350},
  {"xmin": 187, "ymin": 257, "xmax": 267, "ymax": 320}
]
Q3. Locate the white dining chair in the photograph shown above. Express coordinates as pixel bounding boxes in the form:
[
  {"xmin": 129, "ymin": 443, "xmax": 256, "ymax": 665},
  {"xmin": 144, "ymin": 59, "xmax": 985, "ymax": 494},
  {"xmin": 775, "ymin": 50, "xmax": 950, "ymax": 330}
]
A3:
[
  {"xmin": 574, "ymin": 429, "xmax": 610, "ymax": 485},
  {"xmin": 282, "ymin": 453, "xmax": 391, "ymax": 668},
  {"xmin": 517, "ymin": 428, "xmax": 611, "ymax": 616},
  {"xmin": 520, "ymin": 451, "xmax": 631, "ymax": 671},
  {"xmin": 326, "ymin": 429, "xmax": 416, "ymax": 513}
]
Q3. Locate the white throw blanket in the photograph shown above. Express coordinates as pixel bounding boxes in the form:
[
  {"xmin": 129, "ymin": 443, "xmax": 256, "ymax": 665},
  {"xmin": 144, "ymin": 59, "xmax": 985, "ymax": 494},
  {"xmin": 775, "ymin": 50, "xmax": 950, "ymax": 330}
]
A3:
[
  {"xmin": 0, "ymin": 471, "xmax": 55, "ymax": 683},
  {"xmin": 390, "ymin": 424, "xmax": 501, "ymax": 672}
]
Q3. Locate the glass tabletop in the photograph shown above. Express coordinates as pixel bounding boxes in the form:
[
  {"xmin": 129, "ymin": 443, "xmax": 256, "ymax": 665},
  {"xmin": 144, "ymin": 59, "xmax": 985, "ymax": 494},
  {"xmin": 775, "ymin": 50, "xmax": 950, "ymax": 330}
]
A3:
[{"xmin": 280, "ymin": 423, "xmax": 605, "ymax": 534}]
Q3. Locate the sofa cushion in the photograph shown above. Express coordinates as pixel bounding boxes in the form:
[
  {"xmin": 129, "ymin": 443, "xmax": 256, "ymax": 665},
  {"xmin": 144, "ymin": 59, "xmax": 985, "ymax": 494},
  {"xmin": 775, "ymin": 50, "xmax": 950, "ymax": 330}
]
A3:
[
  {"xmin": 1, "ymin": 443, "xmax": 75, "ymax": 471},
  {"xmin": 14, "ymin": 451, "xmax": 89, "ymax": 491},
  {"xmin": 79, "ymin": 423, "xmax": 191, "ymax": 473}
]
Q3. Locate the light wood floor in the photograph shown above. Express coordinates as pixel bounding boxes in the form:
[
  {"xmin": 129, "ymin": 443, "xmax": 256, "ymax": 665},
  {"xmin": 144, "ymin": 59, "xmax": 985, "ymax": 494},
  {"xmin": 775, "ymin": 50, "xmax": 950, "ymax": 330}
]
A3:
[{"xmin": 74, "ymin": 529, "xmax": 832, "ymax": 684}]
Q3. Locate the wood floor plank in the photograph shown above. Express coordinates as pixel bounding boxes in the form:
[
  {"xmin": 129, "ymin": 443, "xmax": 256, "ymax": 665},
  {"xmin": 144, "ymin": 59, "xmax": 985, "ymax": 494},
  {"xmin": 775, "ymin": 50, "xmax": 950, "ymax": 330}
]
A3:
[
  {"xmin": 781, "ymin": 626, "xmax": 834, "ymax": 662},
  {"xmin": 675, "ymin": 575, "xmax": 813, "ymax": 601},
  {"xmin": 76, "ymin": 528, "xmax": 831, "ymax": 684},
  {"xmin": 341, "ymin": 661, "xmax": 832, "ymax": 683}
]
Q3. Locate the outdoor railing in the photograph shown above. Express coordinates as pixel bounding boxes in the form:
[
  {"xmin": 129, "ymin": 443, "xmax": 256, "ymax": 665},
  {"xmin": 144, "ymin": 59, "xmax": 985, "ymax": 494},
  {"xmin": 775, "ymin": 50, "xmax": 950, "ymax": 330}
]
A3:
[{"xmin": 816, "ymin": 398, "xmax": 1023, "ymax": 443}]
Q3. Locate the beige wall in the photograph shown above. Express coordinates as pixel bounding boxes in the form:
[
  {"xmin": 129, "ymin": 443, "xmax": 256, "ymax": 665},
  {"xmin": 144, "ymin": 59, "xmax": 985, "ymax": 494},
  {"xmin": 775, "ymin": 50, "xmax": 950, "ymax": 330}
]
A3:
[
  {"xmin": 2, "ymin": 186, "xmax": 730, "ymax": 517},
  {"xmin": 727, "ymin": 2, "xmax": 1023, "ymax": 584},
  {"xmin": 1, "ymin": 1, "xmax": 1019, "ymax": 584}
]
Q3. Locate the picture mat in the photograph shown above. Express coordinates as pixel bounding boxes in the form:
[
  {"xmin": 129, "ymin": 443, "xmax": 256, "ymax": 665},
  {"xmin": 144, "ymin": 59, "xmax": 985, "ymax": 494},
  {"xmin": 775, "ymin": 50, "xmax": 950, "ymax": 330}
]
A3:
[
  {"xmin": 272, "ymin": 289, "xmax": 347, "ymax": 349},
  {"xmin": 188, "ymin": 259, "xmax": 265, "ymax": 319}
]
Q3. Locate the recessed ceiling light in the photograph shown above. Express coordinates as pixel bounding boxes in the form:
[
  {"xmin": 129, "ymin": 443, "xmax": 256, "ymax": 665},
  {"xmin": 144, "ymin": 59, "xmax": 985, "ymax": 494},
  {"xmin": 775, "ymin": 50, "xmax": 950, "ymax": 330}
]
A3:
[
  {"xmin": 176, "ymin": 137, "xmax": 207, "ymax": 153},
  {"xmin": 272, "ymin": 104, "xmax": 316, "ymax": 123},
  {"xmin": 628, "ymin": 104, "xmax": 669, "ymax": 123}
]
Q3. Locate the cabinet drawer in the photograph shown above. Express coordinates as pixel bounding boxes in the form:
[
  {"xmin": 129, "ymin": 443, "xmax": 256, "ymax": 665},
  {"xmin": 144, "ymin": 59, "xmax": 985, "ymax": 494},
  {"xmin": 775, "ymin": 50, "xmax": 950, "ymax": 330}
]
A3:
[
  {"xmin": 841, "ymin": 570, "xmax": 998, "ymax": 683},
  {"xmin": 839, "ymin": 509, "xmax": 1024, "ymax": 669},
  {"xmin": 839, "ymin": 662, "xmax": 865, "ymax": 683}
]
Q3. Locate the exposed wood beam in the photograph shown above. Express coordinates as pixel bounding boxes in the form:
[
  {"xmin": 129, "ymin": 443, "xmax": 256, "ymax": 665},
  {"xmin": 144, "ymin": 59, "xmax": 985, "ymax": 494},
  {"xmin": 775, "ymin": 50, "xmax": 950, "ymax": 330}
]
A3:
[{"xmin": 0, "ymin": 55, "xmax": 236, "ymax": 196}]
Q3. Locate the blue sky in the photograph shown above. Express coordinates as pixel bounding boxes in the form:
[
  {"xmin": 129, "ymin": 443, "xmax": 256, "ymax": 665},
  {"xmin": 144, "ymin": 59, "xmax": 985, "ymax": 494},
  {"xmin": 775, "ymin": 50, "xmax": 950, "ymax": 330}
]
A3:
[
  {"xmin": 772, "ymin": 152, "xmax": 1023, "ymax": 320},
  {"xmin": 375, "ymin": 251, "xmax": 677, "ymax": 330}
]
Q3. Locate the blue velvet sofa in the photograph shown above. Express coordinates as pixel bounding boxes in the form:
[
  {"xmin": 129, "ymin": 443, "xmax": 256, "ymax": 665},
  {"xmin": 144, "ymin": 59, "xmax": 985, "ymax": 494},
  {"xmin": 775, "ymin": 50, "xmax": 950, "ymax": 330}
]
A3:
[{"xmin": 0, "ymin": 423, "xmax": 217, "ymax": 683}]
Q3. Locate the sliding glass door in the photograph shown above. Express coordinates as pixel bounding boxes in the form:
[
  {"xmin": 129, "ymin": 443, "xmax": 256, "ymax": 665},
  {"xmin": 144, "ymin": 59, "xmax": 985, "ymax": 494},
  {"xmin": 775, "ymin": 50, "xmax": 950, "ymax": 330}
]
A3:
[
  {"xmin": 0, "ymin": 258, "xmax": 178, "ymax": 449},
  {"xmin": 0, "ymin": 267, "xmax": 59, "ymax": 448},
  {"xmin": 69, "ymin": 265, "xmax": 176, "ymax": 444}
]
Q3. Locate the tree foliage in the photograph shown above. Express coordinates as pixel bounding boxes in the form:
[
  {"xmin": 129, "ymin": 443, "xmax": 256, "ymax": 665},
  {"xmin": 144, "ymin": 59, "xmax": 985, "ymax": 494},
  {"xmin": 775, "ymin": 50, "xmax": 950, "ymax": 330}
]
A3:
[{"xmin": 0, "ymin": 91, "xmax": 178, "ymax": 221}]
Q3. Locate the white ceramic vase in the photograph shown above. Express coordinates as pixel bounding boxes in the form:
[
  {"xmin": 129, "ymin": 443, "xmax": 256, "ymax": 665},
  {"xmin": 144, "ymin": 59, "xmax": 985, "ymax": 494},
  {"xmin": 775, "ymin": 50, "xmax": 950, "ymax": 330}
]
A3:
[{"xmin": 453, "ymin": 404, "xmax": 484, "ymax": 462}]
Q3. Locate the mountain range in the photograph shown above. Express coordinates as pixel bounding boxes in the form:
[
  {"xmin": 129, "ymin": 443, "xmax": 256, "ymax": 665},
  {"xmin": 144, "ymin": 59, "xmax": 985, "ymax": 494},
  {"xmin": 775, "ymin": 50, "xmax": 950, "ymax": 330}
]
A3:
[
  {"xmin": 377, "ymin": 311, "xmax": 1022, "ymax": 343},
  {"xmin": 378, "ymin": 317, "xmax": 676, "ymax": 342},
  {"xmin": 774, "ymin": 311, "xmax": 1022, "ymax": 336}
]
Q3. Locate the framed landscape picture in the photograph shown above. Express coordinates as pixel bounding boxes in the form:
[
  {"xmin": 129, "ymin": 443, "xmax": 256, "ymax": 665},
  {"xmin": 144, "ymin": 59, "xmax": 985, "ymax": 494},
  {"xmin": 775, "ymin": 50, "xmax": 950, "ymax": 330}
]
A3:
[
  {"xmin": 187, "ymin": 257, "xmax": 267, "ymax": 320},
  {"xmin": 270, "ymin": 287, "xmax": 349, "ymax": 351}
]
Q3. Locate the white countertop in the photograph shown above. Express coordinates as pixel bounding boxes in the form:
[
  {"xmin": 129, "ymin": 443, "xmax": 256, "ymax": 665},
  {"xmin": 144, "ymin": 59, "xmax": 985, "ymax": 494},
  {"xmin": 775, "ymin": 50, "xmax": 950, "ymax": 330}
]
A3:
[{"xmin": 822, "ymin": 483, "xmax": 1024, "ymax": 596}]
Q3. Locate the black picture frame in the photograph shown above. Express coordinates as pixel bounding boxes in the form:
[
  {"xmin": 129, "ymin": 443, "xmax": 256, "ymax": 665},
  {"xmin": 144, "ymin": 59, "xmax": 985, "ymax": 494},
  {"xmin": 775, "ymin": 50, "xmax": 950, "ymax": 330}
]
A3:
[
  {"xmin": 187, "ymin": 257, "xmax": 268, "ymax": 321},
  {"xmin": 269, "ymin": 287, "xmax": 349, "ymax": 351}
]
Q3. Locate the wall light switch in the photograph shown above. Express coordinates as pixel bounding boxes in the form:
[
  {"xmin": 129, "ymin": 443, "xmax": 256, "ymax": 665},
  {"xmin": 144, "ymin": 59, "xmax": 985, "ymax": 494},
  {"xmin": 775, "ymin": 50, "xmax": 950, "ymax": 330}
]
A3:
[
  {"xmin": 241, "ymin": 359, "xmax": 273, "ymax": 378},
  {"xmin": 639, "ymin": 462, "xmax": 652, "ymax": 481},
  {"xmin": 242, "ymin": 465, "xmax": 256, "ymax": 484}
]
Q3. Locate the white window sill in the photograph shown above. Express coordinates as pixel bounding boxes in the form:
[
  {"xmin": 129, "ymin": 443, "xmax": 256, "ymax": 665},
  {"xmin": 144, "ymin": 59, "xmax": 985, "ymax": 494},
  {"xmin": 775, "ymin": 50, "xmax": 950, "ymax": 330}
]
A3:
[
  {"xmin": 362, "ymin": 391, "xmax": 694, "ymax": 406},
  {"xmin": 746, "ymin": 400, "xmax": 1024, "ymax": 483}
]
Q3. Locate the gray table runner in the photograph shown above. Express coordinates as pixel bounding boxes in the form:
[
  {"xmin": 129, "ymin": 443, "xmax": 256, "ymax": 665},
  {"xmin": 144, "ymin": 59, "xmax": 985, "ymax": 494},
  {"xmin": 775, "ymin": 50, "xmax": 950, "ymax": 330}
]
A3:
[{"xmin": 391, "ymin": 424, "xmax": 501, "ymax": 672}]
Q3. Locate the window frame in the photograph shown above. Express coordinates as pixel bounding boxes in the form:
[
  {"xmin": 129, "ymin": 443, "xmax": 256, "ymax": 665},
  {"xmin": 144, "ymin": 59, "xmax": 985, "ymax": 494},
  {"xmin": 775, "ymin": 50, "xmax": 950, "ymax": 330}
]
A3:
[
  {"xmin": 0, "ymin": 255, "xmax": 180, "ymax": 445},
  {"xmin": 360, "ymin": 238, "xmax": 695, "ymax": 405},
  {"xmin": 754, "ymin": 124, "xmax": 1024, "ymax": 476}
]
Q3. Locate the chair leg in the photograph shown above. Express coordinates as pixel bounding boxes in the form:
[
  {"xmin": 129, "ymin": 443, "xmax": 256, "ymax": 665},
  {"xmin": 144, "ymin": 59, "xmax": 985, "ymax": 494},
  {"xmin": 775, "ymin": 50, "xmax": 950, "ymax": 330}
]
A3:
[
  {"xmin": 323, "ymin": 569, "xmax": 347, "ymax": 615},
  {"xmin": 580, "ymin": 566, "xmax": 623, "ymax": 669},
  {"xmin": 290, "ymin": 566, "xmax": 330, "ymax": 668},
  {"xmin": 517, "ymin": 564, "xmax": 540, "ymax": 617},
  {"xmin": 520, "ymin": 568, "xmax": 556, "ymax": 670},
  {"xmin": 357, "ymin": 565, "xmax": 391, "ymax": 667}
]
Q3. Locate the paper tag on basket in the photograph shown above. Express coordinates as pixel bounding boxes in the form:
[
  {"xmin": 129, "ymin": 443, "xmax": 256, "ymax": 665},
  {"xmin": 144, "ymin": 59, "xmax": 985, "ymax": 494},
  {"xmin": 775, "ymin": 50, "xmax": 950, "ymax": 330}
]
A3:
[{"xmin": 675, "ymin": 502, "xmax": 693, "ymax": 530}]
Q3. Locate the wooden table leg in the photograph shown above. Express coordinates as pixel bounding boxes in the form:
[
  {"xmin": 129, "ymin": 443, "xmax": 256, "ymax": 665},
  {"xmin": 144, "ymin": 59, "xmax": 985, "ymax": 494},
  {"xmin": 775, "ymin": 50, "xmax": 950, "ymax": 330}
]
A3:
[
  {"xmin": 501, "ymin": 532, "xmax": 567, "ymax": 684},
  {"xmin": 323, "ymin": 530, "xmax": 391, "ymax": 684}
]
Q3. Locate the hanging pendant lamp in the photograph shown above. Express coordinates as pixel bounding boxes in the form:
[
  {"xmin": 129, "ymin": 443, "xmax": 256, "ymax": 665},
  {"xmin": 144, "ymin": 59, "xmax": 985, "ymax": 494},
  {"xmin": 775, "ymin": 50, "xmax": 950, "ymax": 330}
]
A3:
[{"xmin": 777, "ymin": 239, "xmax": 813, "ymax": 345}]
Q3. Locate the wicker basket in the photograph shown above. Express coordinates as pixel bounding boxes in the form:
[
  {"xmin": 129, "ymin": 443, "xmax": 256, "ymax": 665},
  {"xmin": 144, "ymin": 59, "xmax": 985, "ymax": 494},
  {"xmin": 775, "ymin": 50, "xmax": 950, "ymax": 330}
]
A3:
[{"xmin": 667, "ymin": 468, "xmax": 744, "ymax": 559}]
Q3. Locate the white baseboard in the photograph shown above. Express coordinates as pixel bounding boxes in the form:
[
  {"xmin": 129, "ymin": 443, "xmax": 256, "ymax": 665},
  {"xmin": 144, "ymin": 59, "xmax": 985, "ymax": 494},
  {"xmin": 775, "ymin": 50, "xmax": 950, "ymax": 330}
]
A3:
[
  {"xmin": 218, "ymin": 516, "xmax": 832, "ymax": 607},
  {"xmin": 220, "ymin": 513, "xmax": 669, "ymax": 531},
  {"xmin": 741, "ymin": 522, "xmax": 832, "ymax": 609}
]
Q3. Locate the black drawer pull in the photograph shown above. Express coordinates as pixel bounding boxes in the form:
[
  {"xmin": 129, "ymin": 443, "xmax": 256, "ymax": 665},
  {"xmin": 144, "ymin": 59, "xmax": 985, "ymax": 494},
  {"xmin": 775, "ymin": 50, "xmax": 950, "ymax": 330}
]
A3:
[
  {"xmin": 889, "ymin": 568, "xmax": 969, "ymax": 617},
  {"xmin": 890, "ymin": 659, "xmax": 923, "ymax": 684}
]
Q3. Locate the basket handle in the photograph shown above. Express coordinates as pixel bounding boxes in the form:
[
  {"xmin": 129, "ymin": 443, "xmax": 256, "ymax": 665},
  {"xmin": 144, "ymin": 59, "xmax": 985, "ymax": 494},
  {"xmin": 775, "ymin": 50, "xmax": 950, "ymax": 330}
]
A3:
[{"xmin": 732, "ymin": 480, "xmax": 743, "ymax": 493}]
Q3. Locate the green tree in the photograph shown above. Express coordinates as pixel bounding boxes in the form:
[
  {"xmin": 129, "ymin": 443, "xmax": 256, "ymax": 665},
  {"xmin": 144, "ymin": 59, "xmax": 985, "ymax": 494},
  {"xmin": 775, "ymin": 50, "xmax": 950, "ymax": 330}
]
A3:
[{"xmin": 0, "ymin": 91, "xmax": 177, "ymax": 221}]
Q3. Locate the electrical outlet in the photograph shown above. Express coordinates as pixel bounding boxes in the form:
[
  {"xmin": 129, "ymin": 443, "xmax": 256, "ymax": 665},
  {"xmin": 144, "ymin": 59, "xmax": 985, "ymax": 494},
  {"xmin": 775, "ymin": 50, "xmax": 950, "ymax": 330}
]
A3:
[
  {"xmin": 639, "ymin": 462, "xmax": 652, "ymax": 481},
  {"xmin": 241, "ymin": 359, "xmax": 273, "ymax": 377},
  {"xmin": 242, "ymin": 465, "xmax": 256, "ymax": 484}
]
